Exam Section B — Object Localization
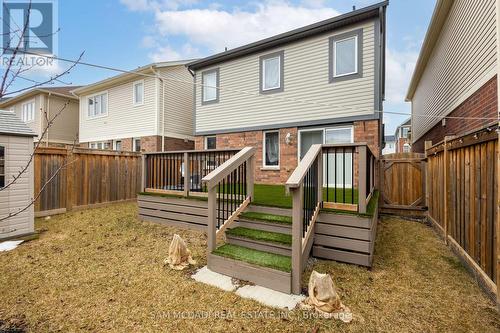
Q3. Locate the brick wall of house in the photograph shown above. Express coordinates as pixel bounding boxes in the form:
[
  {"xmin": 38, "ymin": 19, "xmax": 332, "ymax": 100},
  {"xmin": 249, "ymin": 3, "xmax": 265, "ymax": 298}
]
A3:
[
  {"xmin": 164, "ymin": 137, "xmax": 195, "ymax": 151},
  {"xmin": 413, "ymin": 76, "xmax": 498, "ymax": 152},
  {"xmin": 194, "ymin": 119, "xmax": 380, "ymax": 185}
]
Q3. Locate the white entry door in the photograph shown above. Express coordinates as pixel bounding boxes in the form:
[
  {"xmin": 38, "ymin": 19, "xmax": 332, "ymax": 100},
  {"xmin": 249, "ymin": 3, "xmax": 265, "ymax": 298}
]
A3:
[{"xmin": 324, "ymin": 127, "xmax": 354, "ymax": 188}]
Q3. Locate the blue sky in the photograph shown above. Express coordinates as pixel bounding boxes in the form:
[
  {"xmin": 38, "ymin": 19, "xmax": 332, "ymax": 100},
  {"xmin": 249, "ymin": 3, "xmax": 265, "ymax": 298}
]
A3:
[{"xmin": 9, "ymin": 0, "xmax": 436, "ymax": 133}]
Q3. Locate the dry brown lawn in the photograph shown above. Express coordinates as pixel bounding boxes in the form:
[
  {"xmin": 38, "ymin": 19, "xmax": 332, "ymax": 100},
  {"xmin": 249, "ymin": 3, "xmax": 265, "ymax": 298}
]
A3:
[{"xmin": 0, "ymin": 203, "xmax": 498, "ymax": 332}]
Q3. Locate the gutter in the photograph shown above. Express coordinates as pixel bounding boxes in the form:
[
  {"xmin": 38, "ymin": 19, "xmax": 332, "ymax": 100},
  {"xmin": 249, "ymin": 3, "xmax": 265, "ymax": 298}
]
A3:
[{"xmin": 151, "ymin": 66, "xmax": 165, "ymax": 151}]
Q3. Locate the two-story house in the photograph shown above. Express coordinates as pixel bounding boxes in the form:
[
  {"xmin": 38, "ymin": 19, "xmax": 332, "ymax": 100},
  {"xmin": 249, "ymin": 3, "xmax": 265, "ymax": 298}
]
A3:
[
  {"xmin": 406, "ymin": 0, "xmax": 497, "ymax": 152},
  {"xmin": 72, "ymin": 61, "xmax": 195, "ymax": 152},
  {"xmin": 188, "ymin": 2, "xmax": 387, "ymax": 184},
  {"xmin": 394, "ymin": 118, "xmax": 411, "ymax": 152},
  {"xmin": 0, "ymin": 86, "xmax": 81, "ymax": 146}
]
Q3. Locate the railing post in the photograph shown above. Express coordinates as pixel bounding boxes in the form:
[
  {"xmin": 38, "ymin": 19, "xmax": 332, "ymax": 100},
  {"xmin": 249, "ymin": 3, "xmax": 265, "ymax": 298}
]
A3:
[
  {"xmin": 358, "ymin": 145, "xmax": 367, "ymax": 214},
  {"xmin": 317, "ymin": 151, "xmax": 323, "ymax": 205},
  {"xmin": 183, "ymin": 152, "xmax": 190, "ymax": 197},
  {"xmin": 246, "ymin": 155, "xmax": 255, "ymax": 200},
  {"xmin": 291, "ymin": 185, "xmax": 303, "ymax": 294},
  {"xmin": 207, "ymin": 185, "xmax": 217, "ymax": 256},
  {"xmin": 141, "ymin": 154, "xmax": 147, "ymax": 192}
]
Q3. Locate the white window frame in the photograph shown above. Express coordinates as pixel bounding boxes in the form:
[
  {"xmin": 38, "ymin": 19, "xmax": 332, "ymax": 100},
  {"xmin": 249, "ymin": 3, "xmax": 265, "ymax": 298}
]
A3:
[
  {"xmin": 133, "ymin": 80, "xmax": 144, "ymax": 106},
  {"xmin": 21, "ymin": 99, "xmax": 35, "ymax": 123},
  {"xmin": 133, "ymin": 138, "xmax": 141, "ymax": 152},
  {"xmin": 262, "ymin": 130, "xmax": 280, "ymax": 169},
  {"xmin": 204, "ymin": 136, "xmax": 216, "ymax": 150},
  {"xmin": 113, "ymin": 140, "xmax": 122, "ymax": 151},
  {"xmin": 201, "ymin": 69, "xmax": 219, "ymax": 104},
  {"xmin": 0, "ymin": 145, "xmax": 5, "ymax": 188},
  {"xmin": 86, "ymin": 91, "xmax": 108, "ymax": 119},
  {"xmin": 333, "ymin": 35, "xmax": 358, "ymax": 78},
  {"xmin": 262, "ymin": 56, "xmax": 281, "ymax": 91}
]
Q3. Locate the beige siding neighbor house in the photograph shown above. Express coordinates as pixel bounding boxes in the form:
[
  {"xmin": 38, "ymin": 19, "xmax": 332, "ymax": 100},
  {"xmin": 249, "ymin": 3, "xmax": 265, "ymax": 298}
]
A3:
[
  {"xmin": 72, "ymin": 61, "xmax": 195, "ymax": 152},
  {"xmin": 188, "ymin": 2, "xmax": 387, "ymax": 183},
  {"xmin": 0, "ymin": 87, "xmax": 81, "ymax": 146},
  {"xmin": 406, "ymin": 0, "xmax": 498, "ymax": 152},
  {"xmin": 0, "ymin": 110, "xmax": 36, "ymax": 240}
]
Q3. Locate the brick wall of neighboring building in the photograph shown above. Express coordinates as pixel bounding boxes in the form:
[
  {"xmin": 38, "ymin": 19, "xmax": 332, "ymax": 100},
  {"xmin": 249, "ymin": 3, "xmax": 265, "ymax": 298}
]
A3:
[
  {"xmin": 413, "ymin": 76, "xmax": 498, "ymax": 152},
  {"xmin": 82, "ymin": 135, "xmax": 194, "ymax": 153},
  {"xmin": 194, "ymin": 119, "xmax": 380, "ymax": 185}
]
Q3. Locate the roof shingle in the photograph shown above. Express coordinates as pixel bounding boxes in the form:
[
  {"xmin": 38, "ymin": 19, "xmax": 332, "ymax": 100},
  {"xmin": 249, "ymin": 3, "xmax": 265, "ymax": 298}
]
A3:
[{"xmin": 0, "ymin": 110, "xmax": 36, "ymax": 137}]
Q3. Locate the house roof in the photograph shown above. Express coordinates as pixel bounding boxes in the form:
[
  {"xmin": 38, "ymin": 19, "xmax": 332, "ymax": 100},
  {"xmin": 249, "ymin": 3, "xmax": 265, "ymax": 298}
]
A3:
[
  {"xmin": 0, "ymin": 110, "xmax": 36, "ymax": 137},
  {"xmin": 405, "ymin": 0, "xmax": 453, "ymax": 101},
  {"xmin": 72, "ymin": 60, "xmax": 197, "ymax": 96},
  {"xmin": 0, "ymin": 86, "xmax": 82, "ymax": 108},
  {"xmin": 187, "ymin": 1, "xmax": 388, "ymax": 71},
  {"xmin": 384, "ymin": 135, "xmax": 396, "ymax": 142},
  {"xmin": 394, "ymin": 118, "xmax": 411, "ymax": 136}
]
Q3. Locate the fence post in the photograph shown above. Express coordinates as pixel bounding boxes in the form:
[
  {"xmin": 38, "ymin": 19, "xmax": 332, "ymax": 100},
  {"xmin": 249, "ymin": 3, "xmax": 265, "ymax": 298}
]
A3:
[
  {"xmin": 65, "ymin": 148, "xmax": 74, "ymax": 212},
  {"xmin": 358, "ymin": 145, "xmax": 367, "ymax": 214},
  {"xmin": 443, "ymin": 136, "xmax": 451, "ymax": 244},
  {"xmin": 207, "ymin": 185, "xmax": 217, "ymax": 257},
  {"xmin": 246, "ymin": 155, "xmax": 255, "ymax": 200},
  {"xmin": 424, "ymin": 141, "xmax": 432, "ymax": 208},
  {"xmin": 496, "ymin": 125, "xmax": 500, "ymax": 310},
  {"xmin": 291, "ymin": 186, "xmax": 303, "ymax": 294},
  {"xmin": 184, "ymin": 152, "xmax": 190, "ymax": 197},
  {"xmin": 141, "ymin": 154, "xmax": 147, "ymax": 192}
]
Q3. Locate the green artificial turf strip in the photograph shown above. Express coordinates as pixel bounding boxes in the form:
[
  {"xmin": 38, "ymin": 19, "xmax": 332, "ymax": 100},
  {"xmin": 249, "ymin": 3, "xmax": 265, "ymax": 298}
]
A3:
[
  {"xmin": 226, "ymin": 227, "xmax": 292, "ymax": 246},
  {"xmin": 239, "ymin": 211, "xmax": 292, "ymax": 224},
  {"xmin": 212, "ymin": 244, "xmax": 291, "ymax": 272},
  {"xmin": 252, "ymin": 184, "xmax": 292, "ymax": 208}
]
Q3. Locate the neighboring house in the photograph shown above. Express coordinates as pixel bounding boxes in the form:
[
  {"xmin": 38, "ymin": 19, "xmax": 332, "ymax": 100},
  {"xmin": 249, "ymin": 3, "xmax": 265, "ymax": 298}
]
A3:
[
  {"xmin": 72, "ymin": 61, "xmax": 196, "ymax": 152},
  {"xmin": 394, "ymin": 118, "xmax": 411, "ymax": 153},
  {"xmin": 188, "ymin": 2, "xmax": 387, "ymax": 184},
  {"xmin": 406, "ymin": 0, "xmax": 498, "ymax": 152},
  {"xmin": 0, "ymin": 110, "xmax": 36, "ymax": 240},
  {"xmin": 382, "ymin": 135, "xmax": 396, "ymax": 154},
  {"xmin": 0, "ymin": 87, "xmax": 81, "ymax": 146}
]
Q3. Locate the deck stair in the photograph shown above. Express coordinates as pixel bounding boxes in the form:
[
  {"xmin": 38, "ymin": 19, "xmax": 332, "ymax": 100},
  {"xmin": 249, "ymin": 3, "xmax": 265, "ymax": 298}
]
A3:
[{"xmin": 208, "ymin": 205, "xmax": 295, "ymax": 293}]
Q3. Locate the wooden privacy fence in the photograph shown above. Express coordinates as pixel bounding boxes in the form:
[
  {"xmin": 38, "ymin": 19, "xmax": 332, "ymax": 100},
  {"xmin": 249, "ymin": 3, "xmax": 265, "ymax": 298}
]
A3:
[
  {"xmin": 35, "ymin": 147, "xmax": 142, "ymax": 216},
  {"xmin": 425, "ymin": 124, "xmax": 499, "ymax": 299}
]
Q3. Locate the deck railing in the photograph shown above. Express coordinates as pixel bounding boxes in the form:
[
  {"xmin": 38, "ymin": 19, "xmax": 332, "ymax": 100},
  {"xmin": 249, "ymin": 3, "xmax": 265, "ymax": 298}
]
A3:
[
  {"xmin": 141, "ymin": 149, "xmax": 239, "ymax": 196},
  {"xmin": 286, "ymin": 142, "xmax": 377, "ymax": 293},
  {"xmin": 202, "ymin": 147, "xmax": 256, "ymax": 255}
]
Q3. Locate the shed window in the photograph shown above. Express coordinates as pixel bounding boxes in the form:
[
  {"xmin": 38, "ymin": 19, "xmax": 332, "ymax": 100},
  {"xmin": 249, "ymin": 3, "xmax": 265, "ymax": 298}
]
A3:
[
  {"xmin": 263, "ymin": 131, "xmax": 279, "ymax": 167},
  {"xmin": 22, "ymin": 101, "xmax": 35, "ymax": 122},
  {"xmin": 334, "ymin": 36, "xmax": 357, "ymax": 77},
  {"xmin": 88, "ymin": 93, "xmax": 108, "ymax": 118},
  {"xmin": 133, "ymin": 81, "xmax": 144, "ymax": 106},
  {"xmin": 0, "ymin": 146, "xmax": 4, "ymax": 188},
  {"xmin": 202, "ymin": 69, "xmax": 218, "ymax": 103}
]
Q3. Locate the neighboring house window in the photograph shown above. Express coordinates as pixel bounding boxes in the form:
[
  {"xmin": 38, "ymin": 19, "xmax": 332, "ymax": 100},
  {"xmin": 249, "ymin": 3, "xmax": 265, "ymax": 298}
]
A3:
[
  {"xmin": 133, "ymin": 138, "xmax": 141, "ymax": 152},
  {"xmin": 0, "ymin": 146, "xmax": 4, "ymax": 188},
  {"xmin": 22, "ymin": 101, "xmax": 35, "ymax": 122},
  {"xmin": 87, "ymin": 92, "xmax": 108, "ymax": 118},
  {"xmin": 329, "ymin": 29, "xmax": 362, "ymax": 82},
  {"xmin": 260, "ymin": 51, "xmax": 284, "ymax": 93},
  {"xmin": 401, "ymin": 127, "xmax": 410, "ymax": 138},
  {"xmin": 263, "ymin": 131, "xmax": 279, "ymax": 168},
  {"xmin": 114, "ymin": 140, "xmax": 122, "ymax": 151},
  {"xmin": 403, "ymin": 144, "xmax": 411, "ymax": 153},
  {"xmin": 202, "ymin": 69, "xmax": 219, "ymax": 104},
  {"xmin": 205, "ymin": 136, "xmax": 216, "ymax": 150},
  {"xmin": 133, "ymin": 80, "xmax": 144, "ymax": 106},
  {"xmin": 89, "ymin": 141, "xmax": 110, "ymax": 150}
]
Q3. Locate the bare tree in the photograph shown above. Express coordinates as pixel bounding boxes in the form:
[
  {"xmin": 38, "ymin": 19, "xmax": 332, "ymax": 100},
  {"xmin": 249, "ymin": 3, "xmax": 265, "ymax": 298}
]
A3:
[{"xmin": 0, "ymin": 0, "xmax": 83, "ymax": 224}]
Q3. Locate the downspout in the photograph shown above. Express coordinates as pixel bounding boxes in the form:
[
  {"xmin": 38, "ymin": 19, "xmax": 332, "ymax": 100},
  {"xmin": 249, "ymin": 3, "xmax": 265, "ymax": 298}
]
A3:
[{"xmin": 152, "ymin": 66, "xmax": 165, "ymax": 151}]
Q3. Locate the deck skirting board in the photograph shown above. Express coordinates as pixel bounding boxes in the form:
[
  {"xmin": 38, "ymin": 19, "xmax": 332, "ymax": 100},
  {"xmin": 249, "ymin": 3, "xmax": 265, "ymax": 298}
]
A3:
[
  {"xmin": 312, "ymin": 246, "xmax": 372, "ymax": 267},
  {"xmin": 208, "ymin": 254, "xmax": 291, "ymax": 294}
]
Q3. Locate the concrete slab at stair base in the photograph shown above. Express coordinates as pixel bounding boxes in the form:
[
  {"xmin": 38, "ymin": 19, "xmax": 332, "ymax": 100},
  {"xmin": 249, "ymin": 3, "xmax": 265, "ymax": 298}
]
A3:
[
  {"xmin": 225, "ymin": 234, "xmax": 292, "ymax": 256},
  {"xmin": 208, "ymin": 253, "xmax": 292, "ymax": 294}
]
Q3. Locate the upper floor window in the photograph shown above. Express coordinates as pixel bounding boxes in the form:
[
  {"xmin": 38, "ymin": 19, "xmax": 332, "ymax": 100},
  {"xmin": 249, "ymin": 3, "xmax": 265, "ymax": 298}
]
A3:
[
  {"xmin": 202, "ymin": 69, "xmax": 219, "ymax": 104},
  {"xmin": 22, "ymin": 100, "xmax": 35, "ymax": 123},
  {"xmin": 0, "ymin": 145, "xmax": 5, "ymax": 188},
  {"xmin": 401, "ymin": 127, "xmax": 410, "ymax": 138},
  {"xmin": 329, "ymin": 29, "xmax": 363, "ymax": 83},
  {"xmin": 260, "ymin": 51, "xmax": 284, "ymax": 93},
  {"xmin": 205, "ymin": 136, "xmax": 216, "ymax": 150},
  {"xmin": 133, "ymin": 80, "xmax": 144, "ymax": 106},
  {"xmin": 88, "ymin": 92, "xmax": 108, "ymax": 118}
]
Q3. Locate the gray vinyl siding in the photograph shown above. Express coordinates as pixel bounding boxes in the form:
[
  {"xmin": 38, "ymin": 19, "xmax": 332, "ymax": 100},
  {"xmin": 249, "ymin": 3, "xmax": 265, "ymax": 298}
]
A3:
[
  {"xmin": 159, "ymin": 65, "xmax": 195, "ymax": 138},
  {"xmin": 42, "ymin": 95, "xmax": 79, "ymax": 144},
  {"xmin": 411, "ymin": 0, "xmax": 497, "ymax": 142},
  {"xmin": 9, "ymin": 95, "xmax": 42, "ymax": 139},
  {"xmin": 195, "ymin": 20, "xmax": 376, "ymax": 134},
  {"xmin": 0, "ymin": 134, "xmax": 34, "ymax": 239}
]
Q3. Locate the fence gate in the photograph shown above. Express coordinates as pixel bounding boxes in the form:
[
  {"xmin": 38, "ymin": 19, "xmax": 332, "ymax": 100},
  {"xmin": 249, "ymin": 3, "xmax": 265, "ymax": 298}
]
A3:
[{"xmin": 379, "ymin": 152, "xmax": 426, "ymax": 213}]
